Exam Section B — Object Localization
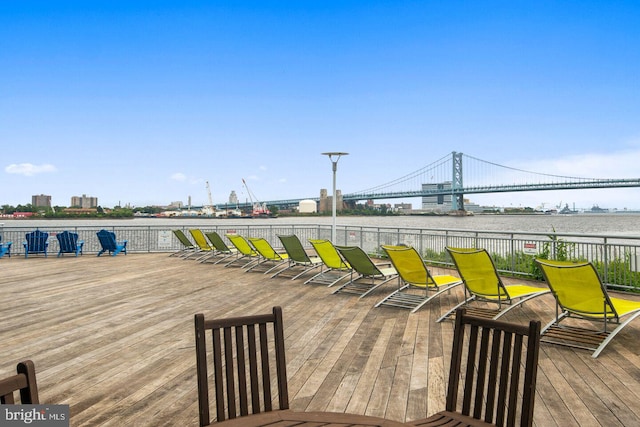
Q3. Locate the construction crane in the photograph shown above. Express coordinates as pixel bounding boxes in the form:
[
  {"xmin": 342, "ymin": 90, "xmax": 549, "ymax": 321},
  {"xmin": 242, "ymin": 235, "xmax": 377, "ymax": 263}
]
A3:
[
  {"xmin": 201, "ymin": 181, "xmax": 217, "ymax": 216},
  {"xmin": 242, "ymin": 178, "xmax": 271, "ymax": 217}
]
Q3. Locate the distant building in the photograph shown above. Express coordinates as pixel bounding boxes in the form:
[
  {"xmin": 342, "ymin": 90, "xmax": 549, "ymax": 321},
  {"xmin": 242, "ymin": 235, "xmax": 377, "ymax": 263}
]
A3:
[
  {"xmin": 421, "ymin": 182, "xmax": 453, "ymax": 212},
  {"xmin": 298, "ymin": 199, "xmax": 317, "ymax": 213},
  {"xmin": 32, "ymin": 194, "xmax": 51, "ymax": 208},
  {"xmin": 319, "ymin": 188, "xmax": 344, "ymax": 213},
  {"xmin": 421, "ymin": 182, "xmax": 482, "ymax": 213},
  {"xmin": 394, "ymin": 203, "xmax": 412, "ymax": 212},
  {"xmin": 167, "ymin": 201, "xmax": 184, "ymax": 209},
  {"xmin": 71, "ymin": 194, "xmax": 98, "ymax": 208},
  {"xmin": 229, "ymin": 191, "xmax": 238, "ymax": 205}
]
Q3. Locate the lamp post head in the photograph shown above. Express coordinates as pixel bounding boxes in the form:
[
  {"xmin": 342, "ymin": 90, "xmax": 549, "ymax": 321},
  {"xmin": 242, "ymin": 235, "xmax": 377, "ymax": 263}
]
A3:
[
  {"xmin": 321, "ymin": 152, "xmax": 349, "ymax": 162},
  {"xmin": 322, "ymin": 152, "xmax": 349, "ymax": 171}
]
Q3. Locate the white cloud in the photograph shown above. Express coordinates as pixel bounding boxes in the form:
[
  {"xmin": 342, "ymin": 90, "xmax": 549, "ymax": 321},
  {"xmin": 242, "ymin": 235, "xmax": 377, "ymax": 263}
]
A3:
[
  {"xmin": 5, "ymin": 163, "xmax": 57, "ymax": 176},
  {"xmin": 170, "ymin": 172, "xmax": 187, "ymax": 181}
]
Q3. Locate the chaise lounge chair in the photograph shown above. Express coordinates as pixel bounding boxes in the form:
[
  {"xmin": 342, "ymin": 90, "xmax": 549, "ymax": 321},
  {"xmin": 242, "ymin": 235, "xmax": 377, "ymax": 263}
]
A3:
[
  {"xmin": 56, "ymin": 230, "xmax": 84, "ymax": 257},
  {"xmin": 536, "ymin": 258, "xmax": 640, "ymax": 358},
  {"xmin": 440, "ymin": 247, "xmax": 550, "ymax": 322},
  {"xmin": 274, "ymin": 235, "xmax": 323, "ymax": 279},
  {"xmin": 96, "ymin": 229, "xmax": 127, "ymax": 256},
  {"xmin": 187, "ymin": 229, "xmax": 216, "ymax": 261},
  {"xmin": 376, "ymin": 245, "xmax": 462, "ymax": 313},
  {"xmin": 333, "ymin": 245, "xmax": 398, "ymax": 298},
  {"xmin": 202, "ymin": 231, "xmax": 238, "ymax": 264},
  {"xmin": 304, "ymin": 239, "xmax": 352, "ymax": 287},
  {"xmin": 23, "ymin": 229, "xmax": 49, "ymax": 258},
  {"xmin": 246, "ymin": 237, "xmax": 290, "ymax": 274},
  {"xmin": 171, "ymin": 229, "xmax": 197, "ymax": 258},
  {"xmin": 224, "ymin": 234, "xmax": 260, "ymax": 268}
]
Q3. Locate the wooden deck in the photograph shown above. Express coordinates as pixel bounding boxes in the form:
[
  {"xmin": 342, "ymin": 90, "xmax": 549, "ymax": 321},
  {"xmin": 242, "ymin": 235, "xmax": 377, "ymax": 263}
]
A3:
[{"xmin": 2, "ymin": 252, "xmax": 640, "ymax": 426}]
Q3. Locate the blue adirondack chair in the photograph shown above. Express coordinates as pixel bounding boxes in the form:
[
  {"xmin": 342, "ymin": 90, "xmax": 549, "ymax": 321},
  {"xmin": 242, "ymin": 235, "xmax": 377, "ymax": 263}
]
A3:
[
  {"xmin": 96, "ymin": 229, "xmax": 127, "ymax": 256},
  {"xmin": 56, "ymin": 230, "xmax": 84, "ymax": 257},
  {"xmin": 23, "ymin": 230, "xmax": 49, "ymax": 258},
  {"xmin": 0, "ymin": 235, "xmax": 11, "ymax": 258}
]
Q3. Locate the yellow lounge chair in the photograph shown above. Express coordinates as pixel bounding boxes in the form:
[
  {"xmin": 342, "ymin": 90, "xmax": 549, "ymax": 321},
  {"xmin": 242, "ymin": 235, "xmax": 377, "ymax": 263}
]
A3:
[
  {"xmin": 536, "ymin": 259, "xmax": 640, "ymax": 358},
  {"xmin": 247, "ymin": 237, "xmax": 290, "ymax": 274},
  {"xmin": 377, "ymin": 245, "xmax": 462, "ymax": 313},
  {"xmin": 225, "ymin": 234, "xmax": 260, "ymax": 269},
  {"xmin": 188, "ymin": 229, "xmax": 216, "ymax": 262},
  {"xmin": 441, "ymin": 247, "xmax": 550, "ymax": 322},
  {"xmin": 305, "ymin": 239, "xmax": 352, "ymax": 287}
]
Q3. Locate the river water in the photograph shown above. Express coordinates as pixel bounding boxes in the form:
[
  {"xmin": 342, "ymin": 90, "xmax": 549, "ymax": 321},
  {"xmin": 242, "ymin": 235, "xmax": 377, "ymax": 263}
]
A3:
[{"xmin": 2, "ymin": 213, "xmax": 640, "ymax": 237}]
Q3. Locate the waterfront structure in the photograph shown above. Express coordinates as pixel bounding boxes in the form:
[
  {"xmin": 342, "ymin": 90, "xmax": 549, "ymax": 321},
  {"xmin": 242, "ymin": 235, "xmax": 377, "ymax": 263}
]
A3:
[
  {"xmin": 298, "ymin": 199, "xmax": 317, "ymax": 213},
  {"xmin": 318, "ymin": 188, "xmax": 344, "ymax": 214},
  {"xmin": 421, "ymin": 182, "xmax": 483, "ymax": 213},
  {"xmin": 421, "ymin": 182, "xmax": 452, "ymax": 212},
  {"xmin": 71, "ymin": 194, "xmax": 98, "ymax": 208},
  {"xmin": 32, "ymin": 194, "xmax": 51, "ymax": 208}
]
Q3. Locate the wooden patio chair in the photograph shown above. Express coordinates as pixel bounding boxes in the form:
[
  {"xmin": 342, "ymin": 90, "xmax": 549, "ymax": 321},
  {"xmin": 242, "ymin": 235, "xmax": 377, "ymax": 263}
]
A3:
[
  {"xmin": 333, "ymin": 245, "xmax": 398, "ymax": 298},
  {"xmin": 56, "ymin": 230, "xmax": 84, "ymax": 257},
  {"xmin": 440, "ymin": 247, "xmax": 550, "ymax": 322},
  {"xmin": 0, "ymin": 360, "xmax": 39, "ymax": 404},
  {"xmin": 274, "ymin": 235, "xmax": 323, "ymax": 280},
  {"xmin": 23, "ymin": 229, "xmax": 49, "ymax": 258},
  {"xmin": 535, "ymin": 259, "xmax": 640, "ymax": 358},
  {"xmin": 96, "ymin": 229, "xmax": 127, "ymax": 256},
  {"xmin": 194, "ymin": 306, "xmax": 289, "ymax": 426},
  {"xmin": 304, "ymin": 239, "xmax": 352, "ymax": 287},
  {"xmin": 409, "ymin": 308, "xmax": 541, "ymax": 427},
  {"xmin": 376, "ymin": 245, "xmax": 462, "ymax": 313}
]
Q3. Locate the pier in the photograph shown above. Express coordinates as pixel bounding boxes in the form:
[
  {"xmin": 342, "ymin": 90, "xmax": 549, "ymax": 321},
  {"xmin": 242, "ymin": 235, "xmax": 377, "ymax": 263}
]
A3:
[{"xmin": 2, "ymin": 253, "xmax": 640, "ymax": 426}]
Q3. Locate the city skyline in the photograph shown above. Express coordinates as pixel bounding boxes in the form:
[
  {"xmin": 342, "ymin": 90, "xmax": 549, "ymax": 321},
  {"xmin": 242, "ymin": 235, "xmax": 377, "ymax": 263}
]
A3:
[{"xmin": 2, "ymin": 2, "xmax": 640, "ymax": 210}]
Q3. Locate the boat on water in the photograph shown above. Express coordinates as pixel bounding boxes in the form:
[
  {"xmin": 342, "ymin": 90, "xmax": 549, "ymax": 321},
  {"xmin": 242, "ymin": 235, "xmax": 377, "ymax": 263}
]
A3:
[{"xmin": 589, "ymin": 204, "xmax": 609, "ymax": 213}]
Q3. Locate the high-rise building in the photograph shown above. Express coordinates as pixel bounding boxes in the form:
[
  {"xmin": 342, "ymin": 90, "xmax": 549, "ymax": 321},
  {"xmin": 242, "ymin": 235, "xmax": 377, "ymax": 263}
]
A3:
[
  {"xmin": 71, "ymin": 194, "xmax": 98, "ymax": 208},
  {"xmin": 421, "ymin": 182, "xmax": 453, "ymax": 212},
  {"xmin": 32, "ymin": 194, "xmax": 51, "ymax": 208}
]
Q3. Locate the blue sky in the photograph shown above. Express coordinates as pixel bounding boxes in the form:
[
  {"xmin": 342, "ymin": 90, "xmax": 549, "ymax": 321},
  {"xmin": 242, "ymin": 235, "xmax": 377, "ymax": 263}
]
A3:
[{"xmin": 2, "ymin": 1, "xmax": 640, "ymax": 210}]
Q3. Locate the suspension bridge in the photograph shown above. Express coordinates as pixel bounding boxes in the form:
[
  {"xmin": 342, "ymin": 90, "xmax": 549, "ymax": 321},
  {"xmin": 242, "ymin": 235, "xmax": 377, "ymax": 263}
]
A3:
[{"xmin": 232, "ymin": 152, "xmax": 640, "ymax": 211}]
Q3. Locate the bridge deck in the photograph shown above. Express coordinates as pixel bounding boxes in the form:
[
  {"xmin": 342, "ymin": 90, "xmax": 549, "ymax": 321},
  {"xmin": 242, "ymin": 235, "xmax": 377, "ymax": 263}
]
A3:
[{"xmin": 2, "ymin": 253, "xmax": 639, "ymax": 426}]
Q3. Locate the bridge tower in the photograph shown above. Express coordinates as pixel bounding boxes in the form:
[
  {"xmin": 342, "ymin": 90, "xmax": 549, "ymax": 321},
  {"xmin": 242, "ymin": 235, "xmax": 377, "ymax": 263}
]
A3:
[{"xmin": 452, "ymin": 151, "xmax": 464, "ymax": 211}]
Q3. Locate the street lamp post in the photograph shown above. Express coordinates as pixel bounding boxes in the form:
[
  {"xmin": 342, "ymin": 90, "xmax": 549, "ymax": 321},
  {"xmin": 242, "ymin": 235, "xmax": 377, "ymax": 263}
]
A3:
[{"xmin": 321, "ymin": 152, "xmax": 349, "ymax": 243}]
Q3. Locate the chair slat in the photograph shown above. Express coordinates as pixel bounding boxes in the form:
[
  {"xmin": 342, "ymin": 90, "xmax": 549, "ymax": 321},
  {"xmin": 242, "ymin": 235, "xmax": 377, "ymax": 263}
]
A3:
[
  {"xmin": 247, "ymin": 324, "xmax": 260, "ymax": 413},
  {"xmin": 259, "ymin": 322, "xmax": 272, "ymax": 412},
  {"xmin": 234, "ymin": 325, "xmax": 248, "ymax": 416},
  {"xmin": 461, "ymin": 324, "xmax": 479, "ymax": 416},
  {"xmin": 484, "ymin": 329, "xmax": 503, "ymax": 423}
]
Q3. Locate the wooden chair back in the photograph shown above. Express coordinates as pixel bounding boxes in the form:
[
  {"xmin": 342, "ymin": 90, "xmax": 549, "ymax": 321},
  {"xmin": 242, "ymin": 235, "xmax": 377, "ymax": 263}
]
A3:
[
  {"xmin": 194, "ymin": 306, "xmax": 289, "ymax": 426},
  {"xmin": 0, "ymin": 360, "xmax": 39, "ymax": 404},
  {"xmin": 444, "ymin": 308, "xmax": 541, "ymax": 427}
]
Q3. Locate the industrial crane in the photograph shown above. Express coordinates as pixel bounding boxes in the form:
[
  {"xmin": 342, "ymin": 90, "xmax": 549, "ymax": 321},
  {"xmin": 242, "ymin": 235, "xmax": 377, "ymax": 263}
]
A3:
[
  {"xmin": 202, "ymin": 181, "xmax": 218, "ymax": 216},
  {"xmin": 242, "ymin": 178, "xmax": 271, "ymax": 217}
]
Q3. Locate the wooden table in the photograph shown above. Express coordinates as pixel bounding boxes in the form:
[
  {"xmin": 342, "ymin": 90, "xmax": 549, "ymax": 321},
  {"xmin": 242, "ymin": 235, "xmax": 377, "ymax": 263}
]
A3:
[{"xmin": 211, "ymin": 410, "xmax": 410, "ymax": 426}]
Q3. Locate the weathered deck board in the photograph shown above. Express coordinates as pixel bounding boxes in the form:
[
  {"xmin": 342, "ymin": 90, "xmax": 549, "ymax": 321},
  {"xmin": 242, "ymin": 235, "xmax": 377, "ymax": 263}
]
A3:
[{"xmin": 1, "ymin": 253, "xmax": 640, "ymax": 426}]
